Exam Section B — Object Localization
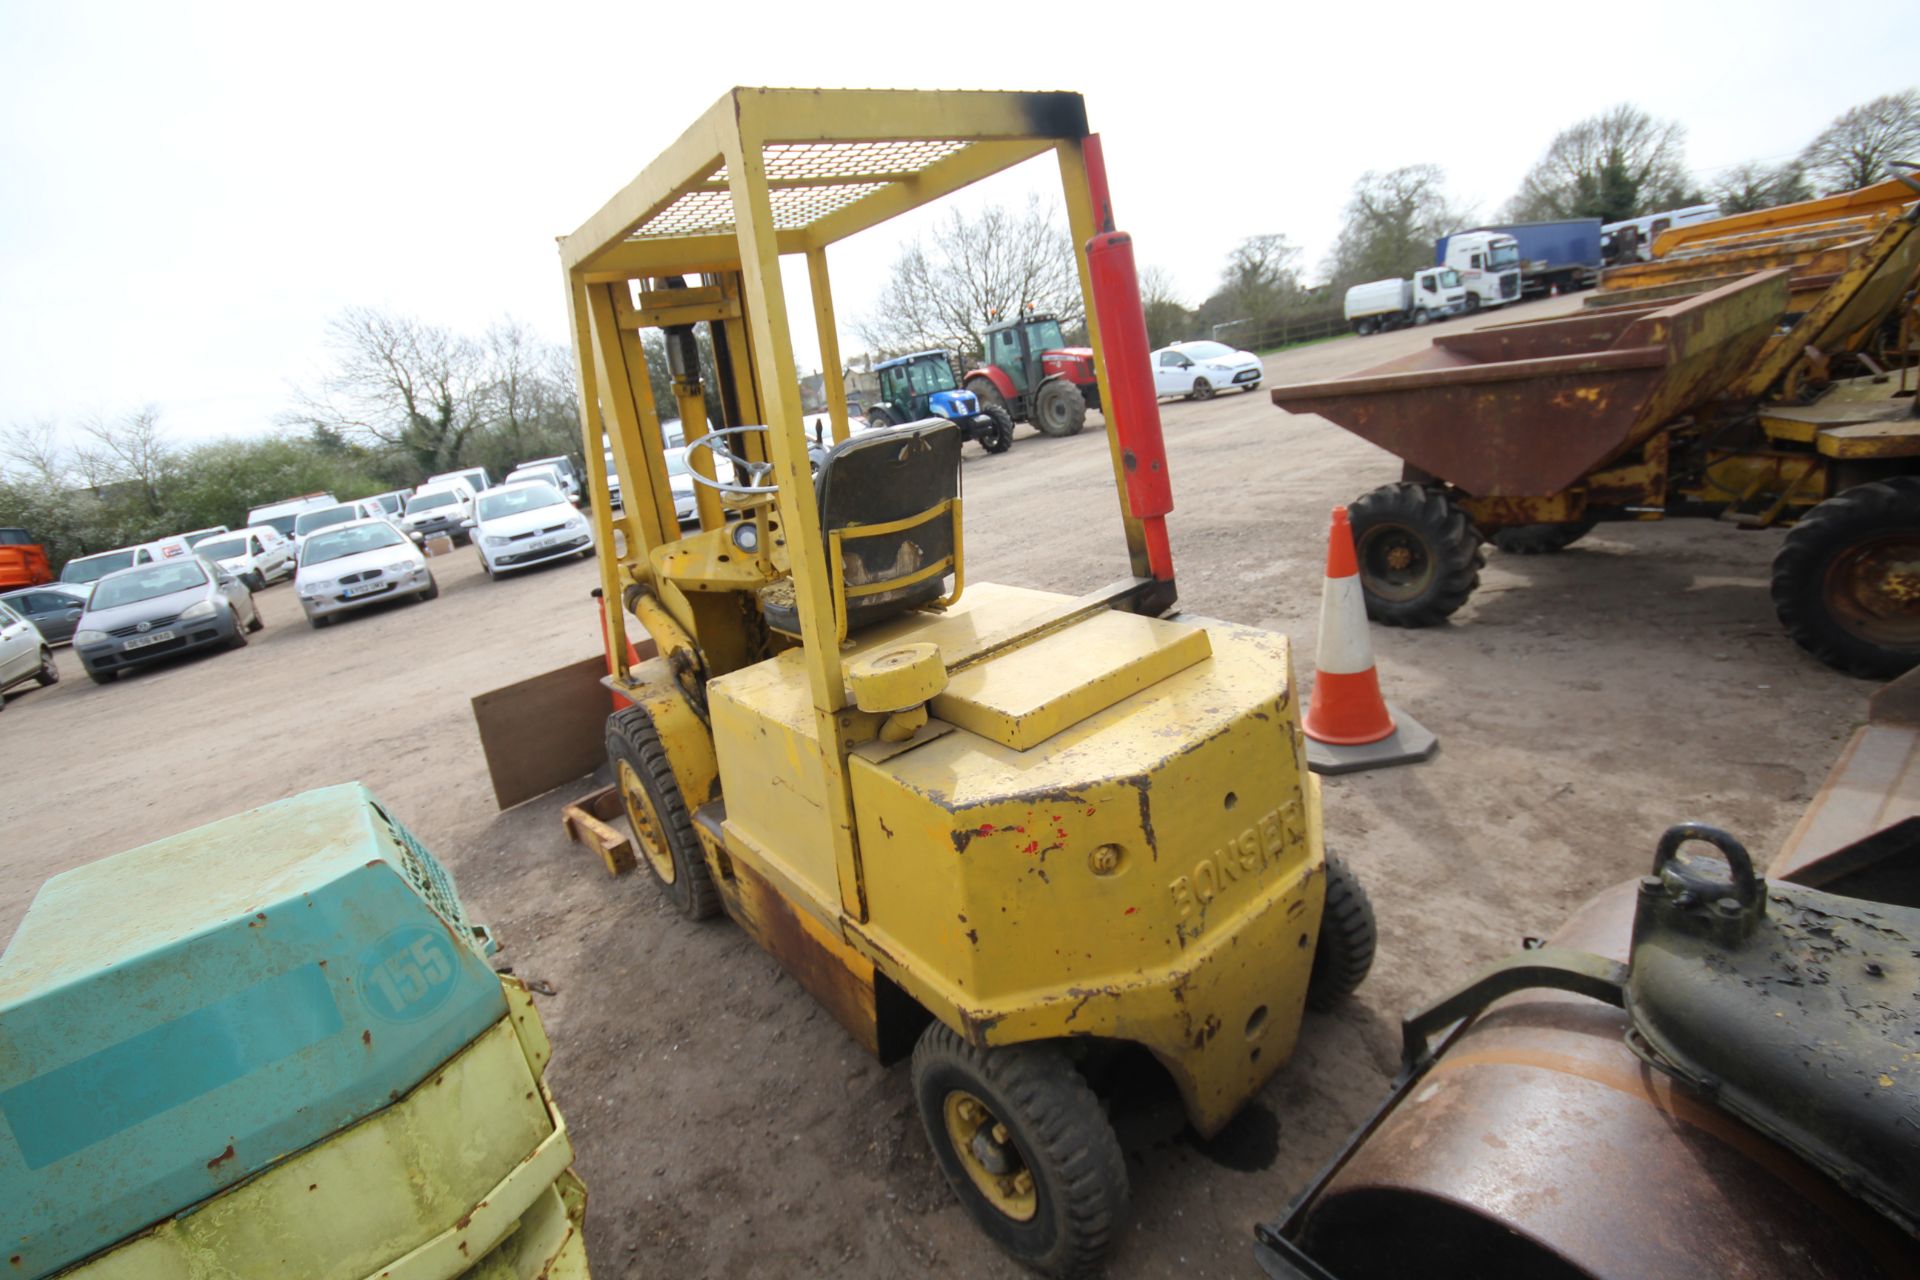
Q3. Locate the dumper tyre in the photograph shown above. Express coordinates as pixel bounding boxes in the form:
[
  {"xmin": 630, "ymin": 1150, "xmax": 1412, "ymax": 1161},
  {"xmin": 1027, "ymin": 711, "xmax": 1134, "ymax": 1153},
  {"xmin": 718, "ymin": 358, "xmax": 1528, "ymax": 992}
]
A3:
[
  {"xmin": 1034, "ymin": 379, "xmax": 1088, "ymax": 437},
  {"xmin": 979, "ymin": 406, "xmax": 1015, "ymax": 454},
  {"xmin": 1492, "ymin": 519, "xmax": 1597, "ymax": 555},
  {"xmin": 912, "ymin": 1023, "xmax": 1128, "ymax": 1279},
  {"xmin": 1348, "ymin": 483, "xmax": 1484, "ymax": 627},
  {"xmin": 607, "ymin": 704, "xmax": 720, "ymax": 920},
  {"xmin": 1307, "ymin": 855, "xmax": 1376, "ymax": 1011},
  {"xmin": 1771, "ymin": 478, "xmax": 1920, "ymax": 679}
]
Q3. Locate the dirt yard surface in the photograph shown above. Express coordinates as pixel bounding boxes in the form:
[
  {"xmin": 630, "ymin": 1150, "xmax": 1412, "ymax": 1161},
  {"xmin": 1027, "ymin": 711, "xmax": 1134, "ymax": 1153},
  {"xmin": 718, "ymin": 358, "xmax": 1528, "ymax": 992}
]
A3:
[{"xmin": 0, "ymin": 294, "xmax": 1878, "ymax": 1277}]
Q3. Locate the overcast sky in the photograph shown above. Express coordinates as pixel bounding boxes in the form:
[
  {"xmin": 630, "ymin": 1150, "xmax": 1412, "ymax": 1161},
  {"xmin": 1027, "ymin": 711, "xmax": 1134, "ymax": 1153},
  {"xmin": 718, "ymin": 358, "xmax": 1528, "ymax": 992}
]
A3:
[{"xmin": 2, "ymin": 1, "xmax": 1915, "ymax": 448}]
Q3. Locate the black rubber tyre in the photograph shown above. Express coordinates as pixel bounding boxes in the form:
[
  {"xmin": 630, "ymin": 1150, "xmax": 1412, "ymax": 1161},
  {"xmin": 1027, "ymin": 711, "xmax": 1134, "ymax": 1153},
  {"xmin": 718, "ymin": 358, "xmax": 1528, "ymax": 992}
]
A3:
[
  {"xmin": 1413, "ymin": 307, "xmax": 1431, "ymax": 326},
  {"xmin": 421, "ymin": 574, "xmax": 440, "ymax": 601},
  {"xmin": 89, "ymin": 669, "xmax": 115, "ymax": 685},
  {"xmin": 35, "ymin": 648, "xmax": 58, "ymax": 687},
  {"xmin": 1190, "ymin": 378, "xmax": 1215, "ymax": 401},
  {"xmin": 866, "ymin": 403, "xmax": 896, "ymax": 429},
  {"xmin": 978, "ymin": 406, "xmax": 1015, "ymax": 454},
  {"xmin": 1354, "ymin": 320, "xmax": 1376, "ymax": 337},
  {"xmin": 607, "ymin": 704, "xmax": 719, "ymax": 921},
  {"xmin": 912, "ymin": 1024, "xmax": 1128, "ymax": 1279},
  {"xmin": 245, "ymin": 570, "xmax": 267, "ymax": 592},
  {"xmin": 1348, "ymin": 483, "xmax": 1485, "ymax": 627},
  {"xmin": 1307, "ymin": 855, "xmax": 1376, "ymax": 1011},
  {"xmin": 1032, "ymin": 379, "xmax": 1088, "ymax": 437},
  {"xmin": 1771, "ymin": 478, "xmax": 1920, "ymax": 679},
  {"xmin": 1464, "ymin": 294, "xmax": 1481, "ymax": 313},
  {"xmin": 1493, "ymin": 519, "xmax": 1597, "ymax": 555},
  {"xmin": 245, "ymin": 602, "xmax": 265, "ymax": 633},
  {"xmin": 225, "ymin": 610, "xmax": 249, "ymax": 649},
  {"xmin": 965, "ymin": 377, "xmax": 1010, "ymax": 419}
]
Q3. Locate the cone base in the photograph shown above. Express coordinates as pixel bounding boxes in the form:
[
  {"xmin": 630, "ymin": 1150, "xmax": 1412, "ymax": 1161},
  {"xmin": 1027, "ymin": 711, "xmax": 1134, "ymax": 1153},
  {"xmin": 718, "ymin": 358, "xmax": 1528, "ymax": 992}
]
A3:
[{"xmin": 1305, "ymin": 704, "xmax": 1438, "ymax": 776}]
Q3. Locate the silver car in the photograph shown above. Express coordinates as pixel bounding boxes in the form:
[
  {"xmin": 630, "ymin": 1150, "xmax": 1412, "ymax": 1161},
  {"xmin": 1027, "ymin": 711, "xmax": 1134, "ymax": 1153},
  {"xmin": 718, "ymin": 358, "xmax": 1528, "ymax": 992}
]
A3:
[{"xmin": 72, "ymin": 559, "xmax": 262, "ymax": 685}]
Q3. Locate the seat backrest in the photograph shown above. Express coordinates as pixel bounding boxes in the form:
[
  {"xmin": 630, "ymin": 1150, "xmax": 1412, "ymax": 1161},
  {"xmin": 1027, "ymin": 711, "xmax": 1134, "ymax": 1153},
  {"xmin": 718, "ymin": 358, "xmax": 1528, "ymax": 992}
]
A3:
[{"xmin": 807, "ymin": 419, "xmax": 963, "ymax": 638}]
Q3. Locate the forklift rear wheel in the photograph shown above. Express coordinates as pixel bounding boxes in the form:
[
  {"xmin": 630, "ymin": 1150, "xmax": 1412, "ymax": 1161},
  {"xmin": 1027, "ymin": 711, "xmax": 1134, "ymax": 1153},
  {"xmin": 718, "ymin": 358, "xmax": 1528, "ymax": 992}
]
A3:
[
  {"xmin": 913, "ymin": 1023, "xmax": 1128, "ymax": 1279},
  {"xmin": 1492, "ymin": 519, "xmax": 1597, "ymax": 555},
  {"xmin": 1033, "ymin": 379, "xmax": 1088, "ymax": 437},
  {"xmin": 1348, "ymin": 483, "xmax": 1484, "ymax": 627},
  {"xmin": 607, "ymin": 705, "xmax": 720, "ymax": 919},
  {"xmin": 1307, "ymin": 855, "xmax": 1376, "ymax": 1010},
  {"xmin": 1771, "ymin": 477, "xmax": 1920, "ymax": 679},
  {"xmin": 980, "ymin": 406, "xmax": 1015, "ymax": 454}
]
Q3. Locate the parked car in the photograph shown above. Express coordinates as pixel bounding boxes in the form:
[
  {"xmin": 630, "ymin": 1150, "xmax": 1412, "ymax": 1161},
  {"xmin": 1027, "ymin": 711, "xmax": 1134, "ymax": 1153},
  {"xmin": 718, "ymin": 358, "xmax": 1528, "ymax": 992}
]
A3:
[
  {"xmin": 602, "ymin": 448, "xmax": 622, "ymax": 508},
  {"xmin": 0, "ymin": 583, "xmax": 90, "ymax": 644},
  {"xmin": 665, "ymin": 448, "xmax": 698, "ymax": 524},
  {"xmin": 0, "ymin": 599, "xmax": 59, "ymax": 706},
  {"xmin": 503, "ymin": 462, "xmax": 580, "ymax": 505},
  {"xmin": 190, "ymin": 526, "xmax": 296, "ymax": 590},
  {"xmin": 425, "ymin": 467, "xmax": 492, "ymax": 499},
  {"xmin": 57, "ymin": 543, "xmax": 160, "ymax": 586},
  {"xmin": 472, "ymin": 481, "xmax": 594, "ymax": 578},
  {"xmin": 401, "ymin": 482, "xmax": 477, "ymax": 545},
  {"xmin": 296, "ymin": 518, "xmax": 437, "ymax": 627},
  {"xmin": 248, "ymin": 492, "xmax": 337, "ymax": 540},
  {"xmin": 71, "ymin": 559, "xmax": 262, "ymax": 685},
  {"xmin": 1150, "ymin": 341, "xmax": 1264, "ymax": 399},
  {"xmin": 515, "ymin": 454, "xmax": 584, "ymax": 503},
  {"xmin": 292, "ymin": 499, "xmax": 386, "ymax": 553},
  {"xmin": 368, "ymin": 489, "xmax": 411, "ymax": 518}
]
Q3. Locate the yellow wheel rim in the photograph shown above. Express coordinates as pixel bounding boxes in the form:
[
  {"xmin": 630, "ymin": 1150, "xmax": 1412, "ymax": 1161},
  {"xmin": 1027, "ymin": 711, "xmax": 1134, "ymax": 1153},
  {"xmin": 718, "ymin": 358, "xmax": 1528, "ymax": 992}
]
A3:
[
  {"xmin": 942, "ymin": 1089, "xmax": 1037, "ymax": 1222},
  {"xmin": 616, "ymin": 758, "xmax": 676, "ymax": 884}
]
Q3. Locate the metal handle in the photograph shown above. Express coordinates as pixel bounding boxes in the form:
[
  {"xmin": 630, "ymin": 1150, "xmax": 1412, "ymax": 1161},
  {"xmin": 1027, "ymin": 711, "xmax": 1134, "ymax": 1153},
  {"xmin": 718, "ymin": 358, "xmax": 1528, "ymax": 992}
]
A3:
[{"xmin": 1650, "ymin": 822, "xmax": 1760, "ymax": 908}]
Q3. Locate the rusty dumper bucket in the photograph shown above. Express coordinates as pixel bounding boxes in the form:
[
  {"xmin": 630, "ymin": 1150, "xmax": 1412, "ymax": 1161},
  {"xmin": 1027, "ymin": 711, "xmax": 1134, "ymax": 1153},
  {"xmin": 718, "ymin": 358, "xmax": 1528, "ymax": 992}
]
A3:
[{"xmin": 1268, "ymin": 271, "xmax": 1790, "ymax": 497}]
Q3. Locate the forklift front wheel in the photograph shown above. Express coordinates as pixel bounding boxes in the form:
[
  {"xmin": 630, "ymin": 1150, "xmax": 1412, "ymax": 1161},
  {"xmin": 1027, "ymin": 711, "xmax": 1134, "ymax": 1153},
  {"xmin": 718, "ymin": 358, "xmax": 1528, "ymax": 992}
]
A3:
[
  {"xmin": 607, "ymin": 705, "xmax": 720, "ymax": 920},
  {"xmin": 913, "ymin": 1023, "xmax": 1129, "ymax": 1279},
  {"xmin": 1307, "ymin": 854, "xmax": 1377, "ymax": 1010}
]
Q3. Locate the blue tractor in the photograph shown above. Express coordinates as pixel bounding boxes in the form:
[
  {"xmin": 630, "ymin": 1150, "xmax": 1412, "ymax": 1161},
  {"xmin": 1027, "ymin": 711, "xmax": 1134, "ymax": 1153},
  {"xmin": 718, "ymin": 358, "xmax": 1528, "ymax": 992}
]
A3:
[{"xmin": 867, "ymin": 350, "xmax": 1015, "ymax": 453}]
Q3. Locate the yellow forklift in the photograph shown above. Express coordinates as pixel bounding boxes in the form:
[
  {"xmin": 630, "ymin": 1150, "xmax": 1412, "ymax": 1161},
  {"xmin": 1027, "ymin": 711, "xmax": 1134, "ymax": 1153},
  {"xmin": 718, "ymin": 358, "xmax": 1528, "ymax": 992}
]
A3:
[{"xmin": 557, "ymin": 88, "xmax": 1371, "ymax": 1277}]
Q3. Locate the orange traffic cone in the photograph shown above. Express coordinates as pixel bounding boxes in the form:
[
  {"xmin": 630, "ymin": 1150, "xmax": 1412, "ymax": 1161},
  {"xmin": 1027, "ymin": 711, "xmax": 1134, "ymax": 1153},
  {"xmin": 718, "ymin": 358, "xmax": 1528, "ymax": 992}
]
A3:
[{"xmin": 1302, "ymin": 507, "xmax": 1438, "ymax": 775}]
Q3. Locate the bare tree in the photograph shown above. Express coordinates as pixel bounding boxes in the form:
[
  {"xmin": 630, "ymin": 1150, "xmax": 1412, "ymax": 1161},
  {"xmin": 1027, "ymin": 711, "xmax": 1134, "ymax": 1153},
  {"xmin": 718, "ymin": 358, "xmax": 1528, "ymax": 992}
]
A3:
[
  {"xmin": 1800, "ymin": 90, "xmax": 1920, "ymax": 195},
  {"xmin": 74, "ymin": 407, "xmax": 173, "ymax": 515},
  {"xmin": 0, "ymin": 420, "xmax": 69, "ymax": 487},
  {"xmin": 288, "ymin": 307, "xmax": 492, "ymax": 473},
  {"xmin": 1327, "ymin": 165, "xmax": 1465, "ymax": 287},
  {"xmin": 1138, "ymin": 266, "xmax": 1191, "ymax": 349},
  {"xmin": 858, "ymin": 196, "xmax": 1083, "ymax": 357},
  {"xmin": 1217, "ymin": 235, "xmax": 1304, "ymax": 328},
  {"xmin": 1507, "ymin": 104, "xmax": 1697, "ymax": 223},
  {"xmin": 1711, "ymin": 160, "xmax": 1813, "ymax": 215}
]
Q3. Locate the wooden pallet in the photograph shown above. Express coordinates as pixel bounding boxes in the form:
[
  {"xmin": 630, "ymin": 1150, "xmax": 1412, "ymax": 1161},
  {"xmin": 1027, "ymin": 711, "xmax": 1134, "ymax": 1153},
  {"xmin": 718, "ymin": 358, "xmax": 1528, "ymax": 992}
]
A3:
[{"xmin": 561, "ymin": 784, "xmax": 634, "ymax": 876}]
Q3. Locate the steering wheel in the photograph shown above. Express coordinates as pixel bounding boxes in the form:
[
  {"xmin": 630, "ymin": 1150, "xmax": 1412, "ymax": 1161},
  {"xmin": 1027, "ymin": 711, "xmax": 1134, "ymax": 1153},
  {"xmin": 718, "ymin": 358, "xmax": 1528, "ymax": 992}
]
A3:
[{"xmin": 684, "ymin": 426, "xmax": 778, "ymax": 498}]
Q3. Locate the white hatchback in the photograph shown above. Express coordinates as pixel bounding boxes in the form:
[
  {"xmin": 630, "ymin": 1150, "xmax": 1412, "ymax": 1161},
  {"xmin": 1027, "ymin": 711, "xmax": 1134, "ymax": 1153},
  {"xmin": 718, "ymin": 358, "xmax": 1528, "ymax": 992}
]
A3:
[
  {"xmin": 295, "ymin": 518, "xmax": 438, "ymax": 628},
  {"xmin": 472, "ymin": 481, "xmax": 594, "ymax": 578},
  {"xmin": 1150, "ymin": 340, "xmax": 1264, "ymax": 400}
]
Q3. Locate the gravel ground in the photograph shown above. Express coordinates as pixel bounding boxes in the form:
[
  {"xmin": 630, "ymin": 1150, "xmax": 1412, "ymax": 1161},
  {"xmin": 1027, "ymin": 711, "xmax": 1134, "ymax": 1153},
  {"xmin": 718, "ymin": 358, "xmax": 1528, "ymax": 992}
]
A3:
[{"xmin": 0, "ymin": 293, "xmax": 1877, "ymax": 1278}]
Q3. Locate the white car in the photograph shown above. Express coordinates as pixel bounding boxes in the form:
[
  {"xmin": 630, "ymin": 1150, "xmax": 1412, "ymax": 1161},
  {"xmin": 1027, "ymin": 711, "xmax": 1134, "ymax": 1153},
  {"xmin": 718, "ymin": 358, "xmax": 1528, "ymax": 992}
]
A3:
[
  {"xmin": 503, "ymin": 463, "xmax": 580, "ymax": 506},
  {"xmin": 1150, "ymin": 340, "xmax": 1264, "ymax": 400},
  {"xmin": 296, "ymin": 518, "xmax": 438, "ymax": 628},
  {"xmin": 0, "ymin": 600, "xmax": 58, "ymax": 708},
  {"xmin": 472, "ymin": 481, "xmax": 594, "ymax": 578},
  {"xmin": 292, "ymin": 498, "xmax": 387, "ymax": 554},
  {"xmin": 666, "ymin": 447, "xmax": 697, "ymax": 524},
  {"xmin": 190, "ymin": 526, "xmax": 295, "ymax": 590},
  {"xmin": 401, "ymin": 482, "xmax": 477, "ymax": 545}
]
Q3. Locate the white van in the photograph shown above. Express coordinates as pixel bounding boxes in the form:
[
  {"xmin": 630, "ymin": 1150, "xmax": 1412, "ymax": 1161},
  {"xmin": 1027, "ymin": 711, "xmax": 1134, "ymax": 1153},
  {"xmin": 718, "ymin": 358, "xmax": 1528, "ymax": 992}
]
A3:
[
  {"xmin": 426, "ymin": 467, "xmax": 491, "ymax": 500},
  {"xmin": 292, "ymin": 498, "xmax": 388, "ymax": 551},
  {"xmin": 191, "ymin": 525, "xmax": 296, "ymax": 589},
  {"xmin": 249, "ymin": 493, "xmax": 338, "ymax": 541},
  {"xmin": 402, "ymin": 482, "xmax": 478, "ymax": 545}
]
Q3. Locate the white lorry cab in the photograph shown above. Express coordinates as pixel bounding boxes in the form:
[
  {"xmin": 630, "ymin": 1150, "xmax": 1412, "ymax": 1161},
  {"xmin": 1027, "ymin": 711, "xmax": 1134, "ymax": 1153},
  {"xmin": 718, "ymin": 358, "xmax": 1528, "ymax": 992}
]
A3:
[
  {"xmin": 1436, "ymin": 231, "xmax": 1523, "ymax": 311},
  {"xmin": 1343, "ymin": 268, "xmax": 1469, "ymax": 336}
]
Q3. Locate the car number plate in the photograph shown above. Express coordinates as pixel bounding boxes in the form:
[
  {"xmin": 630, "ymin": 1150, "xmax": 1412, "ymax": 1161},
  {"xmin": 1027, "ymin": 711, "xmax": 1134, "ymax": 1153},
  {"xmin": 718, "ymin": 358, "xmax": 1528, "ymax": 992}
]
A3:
[
  {"xmin": 124, "ymin": 629, "xmax": 175, "ymax": 649},
  {"xmin": 343, "ymin": 581, "xmax": 386, "ymax": 597},
  {"xmin": 532, "ymin": 536, "xmax": 561, "ymax": 550}
]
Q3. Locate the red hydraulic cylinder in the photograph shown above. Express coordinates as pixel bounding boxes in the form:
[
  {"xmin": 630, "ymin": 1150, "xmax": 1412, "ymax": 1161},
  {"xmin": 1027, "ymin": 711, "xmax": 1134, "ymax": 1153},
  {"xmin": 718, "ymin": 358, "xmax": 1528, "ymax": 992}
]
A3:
[{"xmin": 1083, "ymin": 134, "xmax": 1174, "ymax": 582}]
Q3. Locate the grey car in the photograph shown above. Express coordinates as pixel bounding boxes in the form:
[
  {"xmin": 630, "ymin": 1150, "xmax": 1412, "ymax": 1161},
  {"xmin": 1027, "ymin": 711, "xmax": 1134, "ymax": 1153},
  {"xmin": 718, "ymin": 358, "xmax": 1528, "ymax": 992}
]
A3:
[
  {"xmin": 0, "ymin": 584, "xmax": 90, "ymax": 644},
  {"xmin": 72, "ymin": 559, "xmax": 263, "ymax": 685}
]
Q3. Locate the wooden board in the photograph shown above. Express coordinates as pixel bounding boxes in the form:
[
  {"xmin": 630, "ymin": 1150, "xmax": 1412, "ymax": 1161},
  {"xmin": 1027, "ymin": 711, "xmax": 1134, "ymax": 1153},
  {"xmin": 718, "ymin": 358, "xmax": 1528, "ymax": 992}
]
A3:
[{"xmin": 471, "ymin": 654, "xmax": 619, "ymax": 810}]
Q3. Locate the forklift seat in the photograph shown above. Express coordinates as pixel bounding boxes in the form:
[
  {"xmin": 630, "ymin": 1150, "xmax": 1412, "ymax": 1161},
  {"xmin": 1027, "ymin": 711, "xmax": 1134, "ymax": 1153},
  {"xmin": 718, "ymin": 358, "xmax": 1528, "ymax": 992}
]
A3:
[{"xmin": 761, "ymin": 419, "xmax": 963, "ymax": 639}]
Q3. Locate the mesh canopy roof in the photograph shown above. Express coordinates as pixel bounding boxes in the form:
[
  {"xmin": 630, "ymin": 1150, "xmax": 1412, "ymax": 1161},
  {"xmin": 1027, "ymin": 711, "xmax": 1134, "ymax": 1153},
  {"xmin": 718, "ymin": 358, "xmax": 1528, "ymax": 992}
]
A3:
[{"xmin": 625, "ymin": 139, "xmax": 975, "ymax": 242}]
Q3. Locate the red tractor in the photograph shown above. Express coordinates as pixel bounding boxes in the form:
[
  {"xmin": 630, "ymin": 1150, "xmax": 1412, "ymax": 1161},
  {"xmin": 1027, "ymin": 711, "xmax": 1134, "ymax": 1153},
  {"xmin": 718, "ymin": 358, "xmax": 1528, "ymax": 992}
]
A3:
[{"xmin": 962, "ymin": 313, "xmax": 1099, "ymax": 437}]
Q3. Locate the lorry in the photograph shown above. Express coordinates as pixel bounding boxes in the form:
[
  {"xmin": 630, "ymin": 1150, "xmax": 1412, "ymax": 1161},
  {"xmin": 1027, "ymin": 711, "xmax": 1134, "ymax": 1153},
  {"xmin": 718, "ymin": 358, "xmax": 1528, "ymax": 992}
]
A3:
[
  {"xmin": 0, "ymin": 526, "xmax": 54, "ymax": 590},
  {"xmin": 1432, "ymin": 229, "xmax": 1522, "ymax": 310},
  {"xmin": 1342, "ymin": 268, "xmax": 1468, "ymax": 335},
  {"xmin": 1436, "ymin": 218, "xmax": 1601, "ymax": 297},
  {"xmin": 1600, "ymin": 201, "xmax": 1722, "ymax": 264}
]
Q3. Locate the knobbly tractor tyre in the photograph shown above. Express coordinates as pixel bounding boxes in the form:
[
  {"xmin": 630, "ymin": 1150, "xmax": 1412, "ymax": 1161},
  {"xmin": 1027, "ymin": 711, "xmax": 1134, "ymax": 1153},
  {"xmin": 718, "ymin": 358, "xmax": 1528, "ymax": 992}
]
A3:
[
  {"xmin": 1347, "ymin": 483, "xmax": 1485, "ymax": 627},
  {"xmin": 965, "ymin": 377, "xmax": 1010, "ymax": 419},
  {"xmin": 1307, "ymin": 855, "xmax": 1376, "ymax": 1011},
  {"xmin": 912, "ymin": 1024, "xmax": 1128, "ymax": 1279},
  {"xmin": 865, "ymin": 403, "xmax": 896, "ymax": 429},
  {"xmin": 979, "ymin": 406, "xmax": 1015, "ymax": 454},
  {"xmin": 606, "ymin": 704, "xmax": 719, "ymax": 920},
  {"xmin": 1032, "ymin": 378, "xmax": 1088, "ymax": 437},
  {"xmin": 1771, "ymin": 477, "xmax": 1920, "ymax": 679},
  {"xmin": 1492, "ymin": 519, "xmax": 1597, "ymax": 555}
]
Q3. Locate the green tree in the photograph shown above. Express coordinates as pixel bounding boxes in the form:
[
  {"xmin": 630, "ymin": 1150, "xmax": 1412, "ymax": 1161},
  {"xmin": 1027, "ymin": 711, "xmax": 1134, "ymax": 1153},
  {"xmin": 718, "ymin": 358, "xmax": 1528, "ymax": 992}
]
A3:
[
  {"xmin": 1217, "ymin": 234, "xmax": 1303, "ymax": 328},
  {"xmin": 1138, "ymin": 266, "xmax": 1192, "ymax": 349},
  {"xmin": 1711, "ymin": 160, "xmax": 1814, "ymax": 214},
  {"xmin": 1327, "ymin": 165, "xmax": 1463, "ymax": 287},
  {"xmin": 1508, "ymin": 104, "xmax": 1698, "ymax": 222}
]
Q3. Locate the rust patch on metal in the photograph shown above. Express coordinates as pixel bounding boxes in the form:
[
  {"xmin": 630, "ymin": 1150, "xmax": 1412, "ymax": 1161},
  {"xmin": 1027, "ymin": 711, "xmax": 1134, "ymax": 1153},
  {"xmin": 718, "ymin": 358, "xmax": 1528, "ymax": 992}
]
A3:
[{"xmin": 206, "ymin": 1144, "xmax": 236, "ymax": 1170}]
